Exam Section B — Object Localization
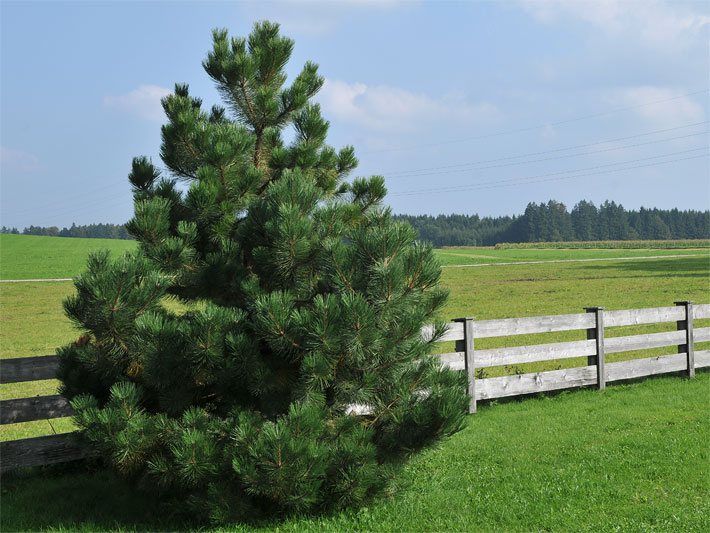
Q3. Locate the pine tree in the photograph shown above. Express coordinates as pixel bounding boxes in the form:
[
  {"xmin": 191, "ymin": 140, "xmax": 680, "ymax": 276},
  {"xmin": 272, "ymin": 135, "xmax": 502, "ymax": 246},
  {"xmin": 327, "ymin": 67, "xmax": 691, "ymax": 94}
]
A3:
[{"xmin": 57, "ymin": 22, "xmax": 467, "ymax": 523}]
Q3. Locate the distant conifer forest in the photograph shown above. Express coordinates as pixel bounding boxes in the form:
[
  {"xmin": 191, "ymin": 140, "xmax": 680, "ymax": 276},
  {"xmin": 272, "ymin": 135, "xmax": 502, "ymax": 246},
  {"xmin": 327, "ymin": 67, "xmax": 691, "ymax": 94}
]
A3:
[{"xmin": 3, "ymin": 200, "xmax": 708, "ymax": 246}]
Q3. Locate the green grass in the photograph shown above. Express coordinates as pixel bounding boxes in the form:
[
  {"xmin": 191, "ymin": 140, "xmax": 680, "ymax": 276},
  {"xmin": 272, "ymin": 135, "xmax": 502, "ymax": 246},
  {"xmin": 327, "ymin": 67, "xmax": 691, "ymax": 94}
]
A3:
[
  {"xmin": 1, "ymin": 237, "xmax": 709, "ymax": 530},
  {"xmin": 2, "ymin": 373, "xmax": 708, "ymax": 532},
  {"xmin": 434, "ymin": 245, "xmax": 709, "ymax": 266},
  {"xmin": 0, "ymin": 234, "xmax": 136, "ymax": 280},
  {"xmin": 1, "ymin": 243, "xmax": 709, "ymax": 440},
  {"xmin": 494, "ymin": 239, "xmax": 710, "ymax": 249}
]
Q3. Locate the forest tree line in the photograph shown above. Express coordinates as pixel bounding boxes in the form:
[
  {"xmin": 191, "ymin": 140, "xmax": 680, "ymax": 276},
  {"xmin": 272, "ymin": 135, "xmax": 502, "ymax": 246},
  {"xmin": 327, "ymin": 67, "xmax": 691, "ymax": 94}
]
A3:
[
  {"xmin": 3, "ymin": 200, "xmax": 708, "ymax": 246},
  {"xmin": 1, "ymin": 223, "xmax": 132, "ymax": 239},
  {"xmin": 393, "ymin": 200, "xmax": 710, "ymax": 246}
]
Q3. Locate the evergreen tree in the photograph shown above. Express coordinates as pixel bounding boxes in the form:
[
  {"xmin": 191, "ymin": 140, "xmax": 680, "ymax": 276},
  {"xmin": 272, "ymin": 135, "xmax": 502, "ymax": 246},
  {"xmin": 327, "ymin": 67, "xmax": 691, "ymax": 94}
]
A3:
[
  {"xmin": 58, "ymin": 22, "xmax": 467, "ymax": 523},
  {"xmin": 571, "ymin": 200, "xmax": 598, "ymax": 241}
]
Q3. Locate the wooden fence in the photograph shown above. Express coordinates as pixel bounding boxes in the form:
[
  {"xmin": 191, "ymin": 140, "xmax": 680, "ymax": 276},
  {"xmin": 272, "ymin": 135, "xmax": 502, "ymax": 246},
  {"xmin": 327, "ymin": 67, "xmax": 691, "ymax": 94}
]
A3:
[{"xmin": 2, "ymin": 301, "xmax": 708, "ymax": 472}]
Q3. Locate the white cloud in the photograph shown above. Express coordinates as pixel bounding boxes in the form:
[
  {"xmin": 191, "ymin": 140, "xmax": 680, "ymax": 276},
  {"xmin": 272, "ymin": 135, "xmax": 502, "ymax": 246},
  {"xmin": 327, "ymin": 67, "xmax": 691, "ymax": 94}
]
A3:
[
  {"xmin": 606, "ymin": 86, "xmax": 705, "ymax": 127},
  {"xmin": 317, "ymin": 79, "xmax": 501, "ymax": 132},
  {"xmin": 103, "ymin": 84, "xmax": 171, "ymax": 121},
  {"xmin": 0, "ymin": 146, "xmax": 42, "ymax": 172},
  {"xmin": 521, "ymin": 0, "xmax": 709, "ymax": 49}
]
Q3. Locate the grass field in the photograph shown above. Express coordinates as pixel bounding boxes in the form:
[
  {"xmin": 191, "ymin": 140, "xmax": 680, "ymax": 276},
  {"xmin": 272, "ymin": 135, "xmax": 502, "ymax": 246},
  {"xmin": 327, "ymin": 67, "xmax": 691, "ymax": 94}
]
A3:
[
  {"xmin": 435, "ymin": 245, "xmax": 709, "ymax": 266},
  {"xmin": 2, "ymin": 374, "xmax": 708, "ymax": 532},
  {"xmin": 1, "ymin": 235, "xmax": 709, "ymax": 531},
  {"xmin": 494, "ymin": 239, "xmax": 710, "ymax": 249},
  {"xmin": 0, "ymin": 234, "xmax": 136, "ymax": 280},
  {"xmin": 1, "ymin": 236, "xmax": 709, "ymax": 440}
]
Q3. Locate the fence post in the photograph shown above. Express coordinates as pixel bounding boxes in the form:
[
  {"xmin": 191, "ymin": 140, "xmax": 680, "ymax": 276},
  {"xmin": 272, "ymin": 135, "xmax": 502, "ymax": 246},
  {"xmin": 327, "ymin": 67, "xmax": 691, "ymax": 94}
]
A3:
[
  {"xmin": 585, "ymin": 307, "xmax": 606, "ymax": 390},
  {"xmin": 675, "ymin": 301, "xmax": 695, "ymax": 378},
  {"xmin": 454, "ymin": 317, "xmax": 476, "ymax": 414}
]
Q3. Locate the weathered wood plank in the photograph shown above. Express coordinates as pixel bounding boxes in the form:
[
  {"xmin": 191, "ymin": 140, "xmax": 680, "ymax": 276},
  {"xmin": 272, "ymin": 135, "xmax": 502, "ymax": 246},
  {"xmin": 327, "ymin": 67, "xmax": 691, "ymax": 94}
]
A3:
[
  {"xmin": 472, "ymin": 313, "xmax": 594, "ymax": 339},
  {"xmin": 586, "ymin": 307, "xmax": 606, "ymax": 389},
  {"xmin": 436, "ymin": 352, "xmax": 465, "ymax": 371},
  {"xmin": 676, "ymin": 301, "xmax": 695, "ymax": 378},
  {"xmin": 693, "ymin": 304, "xmax": 710, "ymax": 320},
  {"xmin": 474, "ymin": 339, "xmax": 596, "ymax": 368},
  {"xmin": 0, "ymin": 355, "xmax": 58, "ymax": 384},
  {"xmin": 453, "ymin": 317, "xmax": 477, "ymax": 413},
  {"xmin": 605, "ymin": 330, "xmax": 686, "ymax": 354},
  {"xmin": 0, "ymin": 434, "xmax": 91, "ymax": 472},
  {"xmin": 0, "ymin": 395, "xmax": 73, "ymax": 424},
  {"xmin": 604, "ymin": 306, "xmax": 685, "ymax": 328},
  {"xmin": 694, "ymin": 326, "xmax": 710, "ymax": 343},
  {"xmin": 476, "ymin": 366, "xmax": 598, "ymax": 400},
  {"xmin": 606, "ymin": 354, "xmax": 687, "ymax": 382},
  {"xmin": 421, "ymin": 322, "xmax": 464, "ymax": 342},
  {"xmin": 695, "ymin": 349, "xmax": 710, "ymax": 368}
]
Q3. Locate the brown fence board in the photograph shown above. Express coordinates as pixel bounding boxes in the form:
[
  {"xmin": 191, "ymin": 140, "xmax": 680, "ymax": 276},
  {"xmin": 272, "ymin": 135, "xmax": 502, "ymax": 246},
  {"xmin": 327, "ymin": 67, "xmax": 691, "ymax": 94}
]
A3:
[
  {"xmin": 472, "ymin": 313, "xmax": 595, "ymax": 339},
  {"xmin": 0, "ymin": 355, "xmax": 58, "ymax": 384},
  {"xmin": 0, "ymin": 434, "xmax": 91, "ymax": 472},
  {"xmin": 0, "ymin": 395, "xmax": 73, "ymax": 424},
  {"xmin": 476, "ymin": 365, "xmax": 598, "ymax": 400},
  {"xmin": 604, "ymin": 306, "xmax": 685, "ymax": 327}
]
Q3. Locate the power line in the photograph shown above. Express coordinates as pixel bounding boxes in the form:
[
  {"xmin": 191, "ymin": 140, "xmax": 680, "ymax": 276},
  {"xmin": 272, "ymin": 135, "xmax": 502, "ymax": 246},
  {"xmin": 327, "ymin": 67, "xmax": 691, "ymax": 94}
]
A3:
[
  {"xmin": 392, "ymin": 153, "xmax": 708, "ymax": 198},
  {"xmin": 385, "ymin": 121, "xmax": 708, "ymax": 177},
  {"xmin": 361, "ymin": 88, "xmax": 710, "ymax": 154},
  {"xmin": 385, "ymin": 130, "xmax": 708, "ymax": 179},
  {"xmin": 390, "ymin": 147, "xmax": 708, "ymax": 197}
]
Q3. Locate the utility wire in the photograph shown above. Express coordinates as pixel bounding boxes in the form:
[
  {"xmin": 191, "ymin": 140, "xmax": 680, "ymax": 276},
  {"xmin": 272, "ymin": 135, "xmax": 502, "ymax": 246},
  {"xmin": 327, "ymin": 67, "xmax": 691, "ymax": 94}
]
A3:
[
  {"xmin": 391, "ymin": 147, "xmax": 708, "ymax": 197},
  {"xmin": 362, "ymin": 88, "xmax": 710, "ymax": 154},
  {"xmin": 385, "ymin": 130, "xmax": 708, "ymax": 179},
  {"xmin": 385, "ymin": 121, "xmax": 708, "ymax": 176}
]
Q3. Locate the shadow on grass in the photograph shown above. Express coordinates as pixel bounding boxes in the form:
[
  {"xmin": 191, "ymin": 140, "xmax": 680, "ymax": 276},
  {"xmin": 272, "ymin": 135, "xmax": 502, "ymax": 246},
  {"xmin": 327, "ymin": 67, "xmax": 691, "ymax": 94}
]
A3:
[
  {"xmin": 581, "ymin": 256, "xmax": 710, "ymax": 278},
  {"xmin": 0, "ymin": 456, "xmax": 404, "ymax": 532},
  {"xmin": 1, "ymin": 461, "xmax": 194, "ymax": 532}
]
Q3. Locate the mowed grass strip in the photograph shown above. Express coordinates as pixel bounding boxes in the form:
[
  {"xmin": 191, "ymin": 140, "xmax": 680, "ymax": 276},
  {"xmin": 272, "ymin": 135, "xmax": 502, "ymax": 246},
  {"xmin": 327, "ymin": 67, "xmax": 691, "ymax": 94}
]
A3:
[
  {"xmin": 2, "ymin": 373, "xmax": 708, "ymax": 532},
  {"xmin": 434, "ymin": 245, "xmax": 710, "ymax": 266}
]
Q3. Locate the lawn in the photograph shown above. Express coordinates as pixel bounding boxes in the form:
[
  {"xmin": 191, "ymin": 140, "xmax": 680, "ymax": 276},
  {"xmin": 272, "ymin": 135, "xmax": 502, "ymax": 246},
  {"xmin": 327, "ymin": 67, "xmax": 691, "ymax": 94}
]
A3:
[{"xmin": 2, "ymin": 374, "xmax": 708, "ymax": 532}]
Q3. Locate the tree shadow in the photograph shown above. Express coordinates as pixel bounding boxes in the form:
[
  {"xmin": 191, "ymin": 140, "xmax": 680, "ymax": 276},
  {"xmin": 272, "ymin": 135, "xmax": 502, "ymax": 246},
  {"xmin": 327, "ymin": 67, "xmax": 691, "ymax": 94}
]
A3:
[
  {"xmin": 577, "ymin": 256, "xmax": 710, "ymax": 279},
  {"xmin": 0, "ymin": 462, "xmax": 194, "ymax": 532}
]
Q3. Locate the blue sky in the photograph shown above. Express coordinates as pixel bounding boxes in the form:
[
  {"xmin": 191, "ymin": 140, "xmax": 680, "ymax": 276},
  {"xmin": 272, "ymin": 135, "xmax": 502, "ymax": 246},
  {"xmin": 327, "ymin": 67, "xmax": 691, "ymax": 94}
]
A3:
[{"xmin": 1, "ymin": 0, "xmax": 708, "ymax": 229}]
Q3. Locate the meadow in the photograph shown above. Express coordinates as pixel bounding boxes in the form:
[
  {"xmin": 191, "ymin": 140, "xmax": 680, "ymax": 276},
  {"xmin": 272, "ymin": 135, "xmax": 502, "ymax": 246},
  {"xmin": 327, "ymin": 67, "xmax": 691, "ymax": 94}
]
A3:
[
  {"xmin": 1, "ymin": 235, "xmax": 709, "ymax": 531},
  {"xmin": 0, "ymin": 234, "xmax": 136, "ymax": 280}
]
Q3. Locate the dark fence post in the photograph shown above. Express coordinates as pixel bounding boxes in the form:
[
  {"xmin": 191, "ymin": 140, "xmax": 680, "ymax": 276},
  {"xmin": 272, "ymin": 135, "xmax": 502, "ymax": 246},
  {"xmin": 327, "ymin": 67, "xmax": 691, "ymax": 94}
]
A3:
[
  {"xmin": 585, "ymin": 307, "xmax": 606, "ymax": 390},
  {"xmin": 455, "ymin": 317, "xmax": 476, "ymax": 414},
  {"xmin": 675, "ymin": 301, "xmax": 695, "ymax": 378}
]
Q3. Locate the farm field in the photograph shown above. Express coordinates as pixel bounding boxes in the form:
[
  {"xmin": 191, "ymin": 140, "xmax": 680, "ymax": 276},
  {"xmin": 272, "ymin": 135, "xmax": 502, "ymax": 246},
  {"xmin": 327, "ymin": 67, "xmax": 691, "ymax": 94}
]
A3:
[
  {"xmin": 0, "ymin": 234, "xmax": 136, "ymax": 280},
  {"xmin": 1, "ymin": 235, "xmax": 709, "ymax": 531},
  {"xmin": 1, "ymin": 236, "xmax": 709, "ymax": 441},
  {"xmin": 435, "ymin": 245, "xmax": 709, "ymax": 266}
]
